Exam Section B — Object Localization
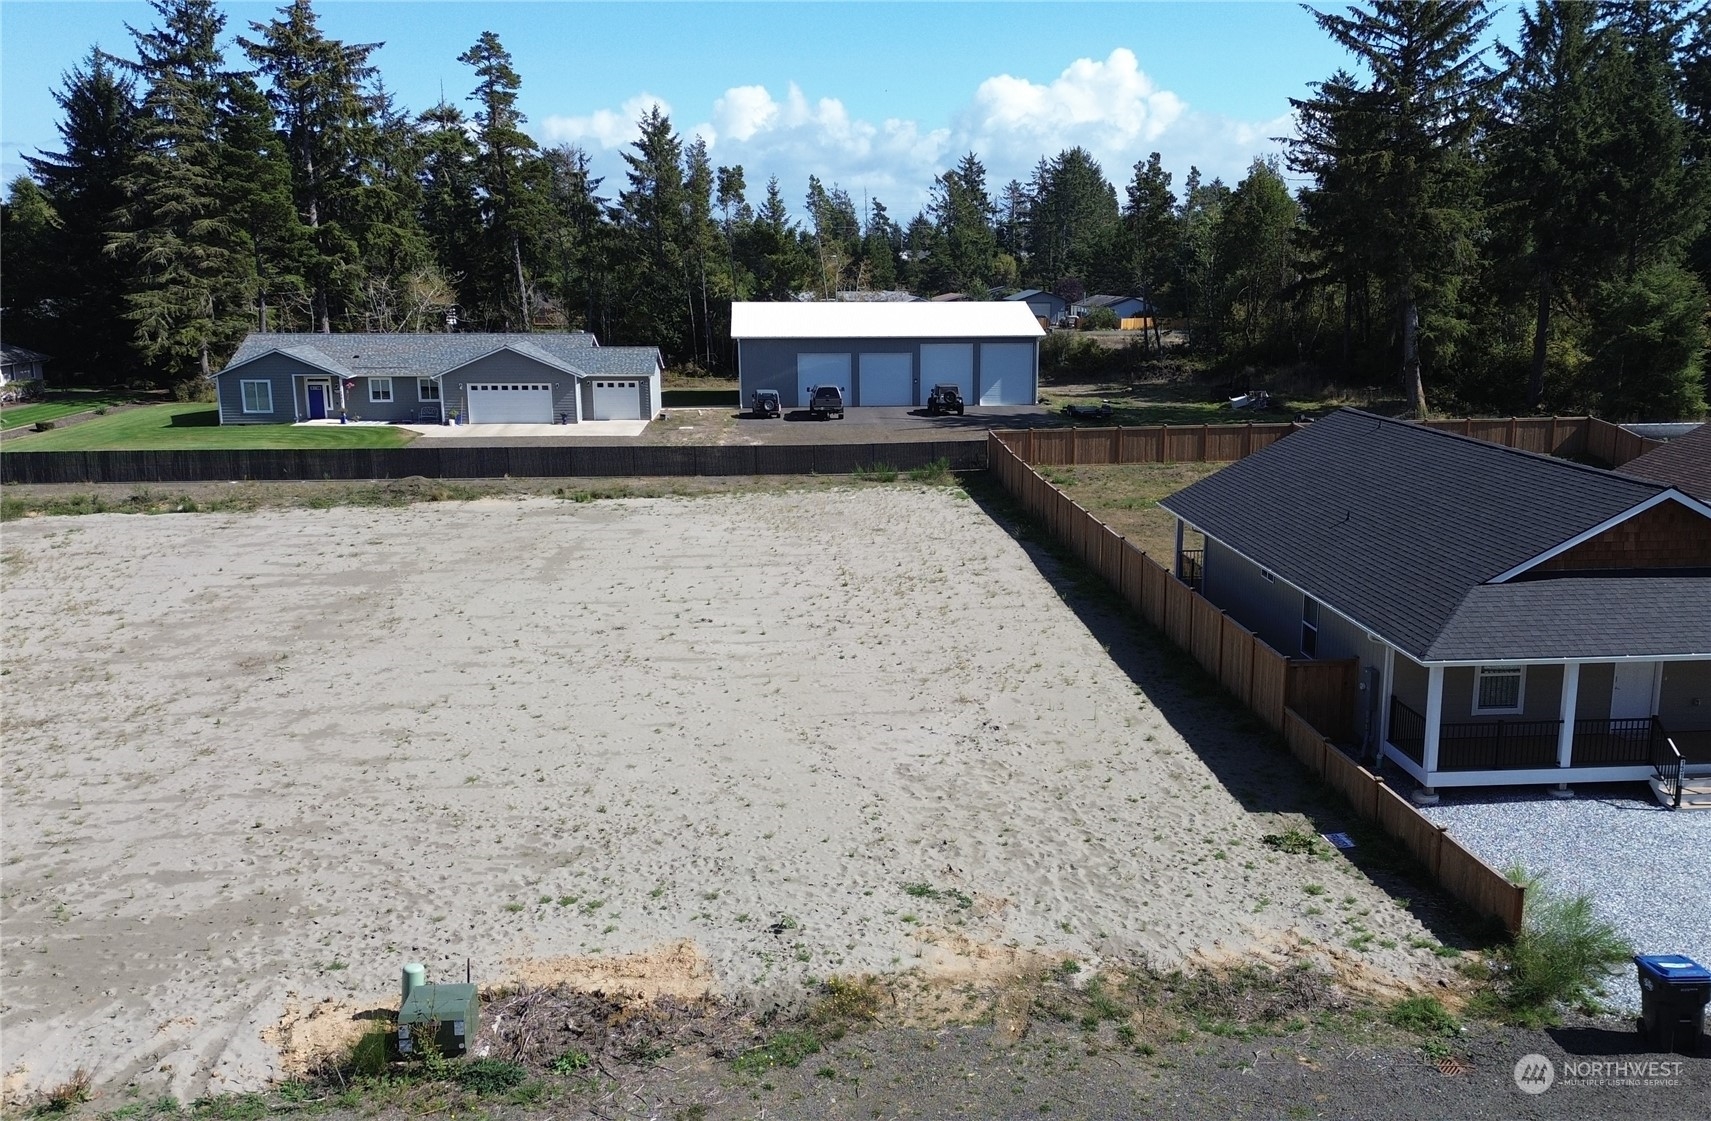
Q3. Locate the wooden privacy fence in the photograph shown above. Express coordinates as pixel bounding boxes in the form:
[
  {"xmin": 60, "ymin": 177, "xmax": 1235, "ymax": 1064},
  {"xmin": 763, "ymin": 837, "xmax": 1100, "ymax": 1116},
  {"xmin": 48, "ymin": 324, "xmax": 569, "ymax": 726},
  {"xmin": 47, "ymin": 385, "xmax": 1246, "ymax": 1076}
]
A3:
[
  {"xmin": 990, "ymin": 431, "xmax": 1526, "ymax": 932},
  {"xmin": 0, "ymin": 439, "xmax": 988, "ymax": 486},
  {"xmin": 1283, "ymin": 711, "xmax": 1525, "ymax": 932},
  {"xmin": 995, "ymin": 414, "xmax": 1658, "ymax": 470}
]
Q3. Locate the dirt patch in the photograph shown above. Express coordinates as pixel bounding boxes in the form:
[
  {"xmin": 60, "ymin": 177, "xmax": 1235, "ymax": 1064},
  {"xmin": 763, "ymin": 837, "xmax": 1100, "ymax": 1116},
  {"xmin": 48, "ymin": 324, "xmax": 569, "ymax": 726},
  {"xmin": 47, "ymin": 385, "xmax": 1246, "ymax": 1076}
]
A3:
[
  {"xmin": 263, "ymin": 998, "xmax": 392, "ymax": 1079},
  {"xmin": 501, "ymin": 940, "xmax": 717, "ymax": 1004}
]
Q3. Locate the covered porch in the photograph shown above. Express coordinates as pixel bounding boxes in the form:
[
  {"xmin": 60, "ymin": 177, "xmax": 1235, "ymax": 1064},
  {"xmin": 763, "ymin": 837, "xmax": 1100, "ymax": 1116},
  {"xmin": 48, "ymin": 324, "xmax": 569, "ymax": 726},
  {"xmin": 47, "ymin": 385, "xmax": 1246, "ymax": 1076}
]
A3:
[{"xmin": 1381, "ymin": 657, "xmax": 1711, "ymax": 802}]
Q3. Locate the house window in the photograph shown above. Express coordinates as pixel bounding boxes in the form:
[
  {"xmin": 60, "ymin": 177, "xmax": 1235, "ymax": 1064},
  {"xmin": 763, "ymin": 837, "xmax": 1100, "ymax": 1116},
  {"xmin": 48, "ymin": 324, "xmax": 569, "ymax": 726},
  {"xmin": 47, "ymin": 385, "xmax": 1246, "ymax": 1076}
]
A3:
[
  {"xmin": 240, "ymin": 380, "xmax": 272, "ymax": 414},
  {"xmin": 1261, "ymin": 569, "xmax": 1275, "ymax": 583},
  {"xmin": 1300, "ymin": 596, "xmax": 1319, "ymax": 657},
  {"xmin": 1473, "ymin": 665, "xmax": 1525, "ymax": 715},
  {"xmin": 418, "ymin": 379, "xmax": 440, "ymax": 401},
  {"xmin": 369, "ymin": 377, "xmax": 394, "ymax": 403}
]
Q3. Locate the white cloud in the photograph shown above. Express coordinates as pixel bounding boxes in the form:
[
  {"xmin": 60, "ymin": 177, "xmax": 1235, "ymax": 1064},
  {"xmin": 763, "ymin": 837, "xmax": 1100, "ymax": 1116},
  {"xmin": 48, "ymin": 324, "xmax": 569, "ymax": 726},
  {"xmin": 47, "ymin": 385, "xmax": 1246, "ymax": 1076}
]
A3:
[
  {"xmin": 535, "ymin": 50, "xmax": 1291, "ymax": 219},
  {"xmin": 541, "ymin": 92, "xmax": 672, "ymax": 149}
]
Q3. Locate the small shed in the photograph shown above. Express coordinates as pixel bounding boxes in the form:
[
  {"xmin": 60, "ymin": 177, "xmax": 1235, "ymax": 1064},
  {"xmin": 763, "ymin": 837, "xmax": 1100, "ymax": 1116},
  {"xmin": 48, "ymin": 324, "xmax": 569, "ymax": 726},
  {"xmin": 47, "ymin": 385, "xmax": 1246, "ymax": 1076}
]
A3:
[{"xmin": 730, "ymin": 302, "xmax": 1045, "ymax": 408}]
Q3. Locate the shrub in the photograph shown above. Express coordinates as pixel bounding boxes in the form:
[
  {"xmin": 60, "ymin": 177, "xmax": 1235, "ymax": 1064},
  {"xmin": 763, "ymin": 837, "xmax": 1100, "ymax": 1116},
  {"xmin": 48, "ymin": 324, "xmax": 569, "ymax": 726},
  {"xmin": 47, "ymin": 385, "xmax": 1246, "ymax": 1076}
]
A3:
[
  {"xmin": 1080, "ymin": 307, "xmax": 1119, "ymax": 330},
  {"xmin": 34, "ymin": 1069, "xmax": 92, "ymax": 1114},
  {"xmin": 1386, "ymin": 995, "xmax": 1459, "ymax": 1037},
  {"xmin": 346, "ymin": 1026, "xmax": 392, "ymax": 1078},
  {"xmin": 454, "ymin": 1058, "xmax": 528, "ymax": 1094},
  {"xmin": 906, "ymin": 457, "xmax": 952, "ymax": 484},
  {"xmin": 33, "ymin": 420, "xmax": 56, "ymax": 432},
  {"xmin": 170, "ymin": 378, "xmax": 215, "ymax": 403},
  {"xmin": 853, "ymin": 462, "xmax": 898, "ymax": 483},
  {"xmin": 1493, "ymin": 871, "xmax": 1632, "ymax": 1025}
]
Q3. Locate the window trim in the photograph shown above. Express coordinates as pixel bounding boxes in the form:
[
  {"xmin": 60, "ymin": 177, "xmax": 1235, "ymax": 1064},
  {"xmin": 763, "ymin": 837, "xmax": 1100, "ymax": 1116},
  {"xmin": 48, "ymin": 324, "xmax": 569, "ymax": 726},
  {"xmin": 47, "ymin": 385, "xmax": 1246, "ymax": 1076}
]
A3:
[
  {"xmin": 1300, "ymin": 596, "xmax": 1319, "ymax": 658},
  {"xmin": 1472, "ymin": 665, "xmax": 1526, "ymax": 716},
  {"xmin": 417, "ymin": 378, "xmax": 440, "ymax": 402},
  {"xmin": 240, "ymin": 379, "xmax": 273, "ymax": 414},
  {"xmin": 368, "ymin": 377, "xmax": 394, "ymax": 403}
]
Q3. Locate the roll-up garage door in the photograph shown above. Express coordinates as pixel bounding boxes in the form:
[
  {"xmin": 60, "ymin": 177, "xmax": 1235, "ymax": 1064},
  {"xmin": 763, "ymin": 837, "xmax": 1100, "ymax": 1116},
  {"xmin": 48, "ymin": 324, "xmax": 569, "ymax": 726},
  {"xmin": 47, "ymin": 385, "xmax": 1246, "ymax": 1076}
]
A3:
[
  {"xmin": 466, "ymin": 383, "xmax": 552, "ymax": 423},
  {"xmin": 797, "ymin": 353, "xmax": 850, "ymax": 408},
  {"xmin": 591, "ymin": 380, "xmax": 642, "ymax": 420},
  {"xmin": 919, "ymin": 343, "xmax": 974, "ymax": 406},
  {"xmin": 978, "ymin": 343, "xmax": 1035, "ymax": 406},
  {"xmin": 857, "ymin": 353, "xmax": 913, "ymax": 406}
]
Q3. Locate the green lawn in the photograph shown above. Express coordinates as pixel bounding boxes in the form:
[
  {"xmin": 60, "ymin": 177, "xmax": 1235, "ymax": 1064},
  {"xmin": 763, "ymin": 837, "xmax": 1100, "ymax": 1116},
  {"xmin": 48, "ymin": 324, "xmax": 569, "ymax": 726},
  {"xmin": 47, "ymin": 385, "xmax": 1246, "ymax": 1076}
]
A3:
[
  {"xmin": 4, "ymin": 403, "xmax": 416, "ymax": 451},
  {"xmin": 0, "ymin": 390, "xmax": 139, "ymax": 430}
]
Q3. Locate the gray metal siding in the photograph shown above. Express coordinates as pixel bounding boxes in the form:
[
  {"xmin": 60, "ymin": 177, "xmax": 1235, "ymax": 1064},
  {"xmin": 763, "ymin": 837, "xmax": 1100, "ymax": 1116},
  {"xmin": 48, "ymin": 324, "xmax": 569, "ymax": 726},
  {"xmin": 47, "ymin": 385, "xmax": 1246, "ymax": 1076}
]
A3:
[
  {"xmin": 217, "ymin": 353, "xmax": 302, "ymax": 424},
  {"xmin": 738, "ymin": 335, "xmax": 1036, "ymax": 407}
]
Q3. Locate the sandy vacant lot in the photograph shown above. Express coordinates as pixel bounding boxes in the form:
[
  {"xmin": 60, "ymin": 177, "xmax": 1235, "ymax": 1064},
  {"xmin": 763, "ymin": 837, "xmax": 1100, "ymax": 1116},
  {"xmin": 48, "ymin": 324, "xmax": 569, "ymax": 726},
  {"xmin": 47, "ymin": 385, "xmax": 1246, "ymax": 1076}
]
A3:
[{"xmin": 2, "ymin": 489, "xmax": 1446, "ymax": 1101}]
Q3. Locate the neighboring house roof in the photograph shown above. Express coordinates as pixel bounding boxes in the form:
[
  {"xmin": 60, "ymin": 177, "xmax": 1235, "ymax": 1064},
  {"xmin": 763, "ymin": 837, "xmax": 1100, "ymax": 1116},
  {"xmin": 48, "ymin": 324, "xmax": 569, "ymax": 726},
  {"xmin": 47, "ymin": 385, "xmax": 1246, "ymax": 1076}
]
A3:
[
  {"xmin": 0, "ymin": 343, "xmax": 51, "ymax": 365},
  {"xmin": 730, "ymin": 301, "xmax": 1045, "ymax": 340},
  {"xmin": 1620, "ymin": 423, "xmax": 1711, "ymax": 502},
  {"xmin": 1077, "ymin": 294, "xmax": 1151, "ymax": 312},
  {"xmin": 1160, "ymin": 408, "xmax": 1708, "ymax": 662},
  {"xmin": 215, "ymin": 332, "xmax": 661, "ymax": 380},
  {"xmin": 1621, "ymin": 422, "xmax": 1702, "ymax": 441},
  {"xmin": 1003, "ymin": 289, "xmax": 1058, "ymax": 302},
  {"xmin": 930, "ymin": 292, "xmax": 970, "ymax": 302},
  {"xmin": 834, "ymin": 290, "xmax": 921, "ymax": 302}
]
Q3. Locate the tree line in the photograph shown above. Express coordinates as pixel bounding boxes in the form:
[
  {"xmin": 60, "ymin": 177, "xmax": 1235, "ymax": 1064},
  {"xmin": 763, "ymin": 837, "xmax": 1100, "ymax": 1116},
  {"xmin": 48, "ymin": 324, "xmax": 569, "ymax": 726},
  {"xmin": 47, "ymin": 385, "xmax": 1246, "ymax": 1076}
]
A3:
[{"xmin": 3, "ymin": 0, "xmax": 1708, "ymax": 418}]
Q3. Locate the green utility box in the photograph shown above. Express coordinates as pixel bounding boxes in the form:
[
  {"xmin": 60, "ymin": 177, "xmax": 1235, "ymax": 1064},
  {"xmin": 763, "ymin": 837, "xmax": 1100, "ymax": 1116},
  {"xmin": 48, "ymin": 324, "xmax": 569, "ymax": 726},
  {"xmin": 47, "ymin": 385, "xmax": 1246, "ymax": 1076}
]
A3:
[{"xmin": 397, "ymin": 983, "xmax": 479, "ymax": 1057}]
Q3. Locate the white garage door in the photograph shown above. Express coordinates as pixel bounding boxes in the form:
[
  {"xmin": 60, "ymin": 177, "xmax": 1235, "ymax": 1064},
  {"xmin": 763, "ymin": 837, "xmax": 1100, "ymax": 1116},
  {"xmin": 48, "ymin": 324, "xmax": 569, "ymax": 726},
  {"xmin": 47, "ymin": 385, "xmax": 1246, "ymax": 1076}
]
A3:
[
  {"xmin": 797, "ymin": 353, "xmax": 850, "ymax": 408},
  {"xmin": 591, "ymin": 379, "xmax": 642, "ymax": 420},
  {"xmin": 978, "ymin": 343, "xmax": 1035, "ymax": 406},
  {"xmin": 466, "ymin": 382, "xmax": 552, "ymax": 424},
  {"xmin": 919, "ymin": 343, "xmax": 974, "ymax": 406},
  {"xmin": 857, "ymin": 353, "xmax": 913, "ymax": 406}
]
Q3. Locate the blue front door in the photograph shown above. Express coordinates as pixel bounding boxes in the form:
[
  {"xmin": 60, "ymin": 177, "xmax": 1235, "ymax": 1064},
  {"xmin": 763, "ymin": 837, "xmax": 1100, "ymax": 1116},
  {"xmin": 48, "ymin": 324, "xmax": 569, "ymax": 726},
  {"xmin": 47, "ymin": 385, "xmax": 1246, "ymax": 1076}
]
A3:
[{"xmin": 307, "ymin": 384, "xmax": 327, "ymax": 420}]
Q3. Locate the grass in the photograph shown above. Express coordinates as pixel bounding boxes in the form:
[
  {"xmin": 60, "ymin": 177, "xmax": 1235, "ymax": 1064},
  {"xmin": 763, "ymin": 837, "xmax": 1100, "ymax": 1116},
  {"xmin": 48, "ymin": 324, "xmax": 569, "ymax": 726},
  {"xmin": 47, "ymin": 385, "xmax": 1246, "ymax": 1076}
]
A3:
[
  {"xmin": 732, "ymin": 1029, "xmax": 822, "ymax": 1074},
  {"xmin": 1034, "ymin": 461, "xmax": 1223, "ymax": 559},
  {"xmin": 4, "ymin": 402, "xmax": 414, "ymax": 450},
  {"xmin": 1474, "ymin": 868, "xmax": 1633, "ymax": 1027},
  {"xmin": 2, "ymin": 390, "xmax": 140, "ymax": 430}
]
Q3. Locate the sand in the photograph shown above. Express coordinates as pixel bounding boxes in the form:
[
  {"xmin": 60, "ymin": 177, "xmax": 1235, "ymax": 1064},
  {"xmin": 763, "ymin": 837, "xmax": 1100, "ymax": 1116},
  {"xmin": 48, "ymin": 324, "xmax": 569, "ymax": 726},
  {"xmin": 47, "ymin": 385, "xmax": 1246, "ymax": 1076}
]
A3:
[{"xmin": 0, "ymin": 489, "xmax": 1447, "ymax": 1101}]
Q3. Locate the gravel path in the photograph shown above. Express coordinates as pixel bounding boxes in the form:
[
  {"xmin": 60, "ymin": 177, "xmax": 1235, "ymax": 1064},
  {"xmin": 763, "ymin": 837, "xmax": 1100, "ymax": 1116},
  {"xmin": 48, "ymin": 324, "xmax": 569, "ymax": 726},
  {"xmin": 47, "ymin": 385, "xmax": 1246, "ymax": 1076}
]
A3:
[{"xmin": 1419, "ymin": 784, "xmax": 1711, "ymax": 1011}]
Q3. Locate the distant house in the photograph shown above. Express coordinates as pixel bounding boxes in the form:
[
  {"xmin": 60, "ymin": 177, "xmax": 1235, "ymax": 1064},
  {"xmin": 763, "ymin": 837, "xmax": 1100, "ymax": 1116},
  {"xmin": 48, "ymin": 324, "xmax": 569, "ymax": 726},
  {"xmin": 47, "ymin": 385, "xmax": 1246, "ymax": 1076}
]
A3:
[
  {"xmin": 1160, "ymin": 409, "xmax": 1711, "ymax": 805},
  {"xmin": 211, "ymin": 333, "xmax": 663, "ymax": 425},
  {"xmin": 730, "ymin": 301, "xmax": 1044, "ymax": 409},
  {"xmin": 930, "ymin": 292, "xmax": 971, "ymax": 302},
  {"xmin": 835, "ymin": 291, "xmax": 922, "ymax": 303},
  {"xmin": 1072, "ymin": 294, "xmax": 1152, "ymax": 322},
  {"xmin": 1002, "ymin": 289, "xmax": 1069, "ymax": 325},
  {"xmin": 1, "ymin": 343, "xmax": 49, "ymax": 386},
  {"xmin": 1621, "ymin": 423, "xmax": 1711, "ymax": 502}
]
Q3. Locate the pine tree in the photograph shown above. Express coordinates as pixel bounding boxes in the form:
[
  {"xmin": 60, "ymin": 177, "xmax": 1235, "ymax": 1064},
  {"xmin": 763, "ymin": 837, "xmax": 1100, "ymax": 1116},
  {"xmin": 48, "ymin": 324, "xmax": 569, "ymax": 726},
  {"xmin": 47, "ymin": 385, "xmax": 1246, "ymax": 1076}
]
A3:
[
  {"xmin": 617, "ymin": 106, "xmax": 690, "ymax": 352},
  {"xmin": 1123, "ymin": 152, "xmax": 1177, "ymax": 320},
  {"xmin": 1295, "ymin": 1, "xmax": 1495, "ymax": 414},
  {"xmin": 110, "ymin": 0, "xmax": 252, "ymax": 385},
  {"xmin": 414, "ymin": 98, "xmax": 482, "ymax": 319},
  {"xmin": 20, "ymin": 50, "xmax": 139, "ymax": 376},
  {"xmin": 460, "ymin": 31, "xmax": 547, "ymax": 330},
  {"xmin": 218, "ymin": 73, "xmax": 309, "ymax": 331},
  {"xmin": 239, "ymin": 0, "xmax": 383, "ymax": 331},
  {"xmin": 926, "ymin": 152, "xmax": 998, "ymax": 295}
]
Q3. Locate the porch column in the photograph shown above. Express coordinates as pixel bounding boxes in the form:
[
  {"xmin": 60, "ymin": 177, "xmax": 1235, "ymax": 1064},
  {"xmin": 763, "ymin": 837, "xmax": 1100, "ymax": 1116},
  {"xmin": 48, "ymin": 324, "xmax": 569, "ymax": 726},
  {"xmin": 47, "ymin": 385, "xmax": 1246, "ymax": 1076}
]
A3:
[
  {"xmin": 1174, "ymin": 519, "xmax": 1185, "ymax": 579},
  {"xmin": 1414, "ymin": 665, "xmax": 1444, "ymax": 805},
  {"xmin": 1379, "ymin": 646, "xmax": 1395, "ymax": 747},
  {"xmin": 1551, "ymin": 663, "xmax": 1580, "ymax": 797}
]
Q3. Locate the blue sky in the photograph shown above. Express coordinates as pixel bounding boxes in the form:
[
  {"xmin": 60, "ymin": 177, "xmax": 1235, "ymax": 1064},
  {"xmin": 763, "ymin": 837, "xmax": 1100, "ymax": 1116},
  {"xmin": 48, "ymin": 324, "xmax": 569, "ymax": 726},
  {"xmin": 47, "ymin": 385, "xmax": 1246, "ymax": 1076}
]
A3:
[{"xmin": 1, "ymin": 2, "xmax": 1515, "ymax": 218}]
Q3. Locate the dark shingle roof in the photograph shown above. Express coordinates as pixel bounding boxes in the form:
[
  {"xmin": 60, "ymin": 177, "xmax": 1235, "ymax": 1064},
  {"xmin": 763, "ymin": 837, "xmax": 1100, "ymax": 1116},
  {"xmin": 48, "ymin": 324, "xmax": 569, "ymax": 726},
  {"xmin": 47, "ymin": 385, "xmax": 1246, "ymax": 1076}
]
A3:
[
  {"xmin": 1160, "ymin": 409, "xmax": 1684, "ymax": 660},
  {"xmin": 1620, "ymin": 423, "xmax": 1711, "ymax": 502},
  {"xmin": 219, "ymin": 333, "xmax": 661, "ymax": 380},
  {"xmin": 1, "ymin": 343, "xmax": 50, "ymax": 363},
  {"xmin": 1429, "ymin": 575, "xmax": 1711, "ymax": 660}
]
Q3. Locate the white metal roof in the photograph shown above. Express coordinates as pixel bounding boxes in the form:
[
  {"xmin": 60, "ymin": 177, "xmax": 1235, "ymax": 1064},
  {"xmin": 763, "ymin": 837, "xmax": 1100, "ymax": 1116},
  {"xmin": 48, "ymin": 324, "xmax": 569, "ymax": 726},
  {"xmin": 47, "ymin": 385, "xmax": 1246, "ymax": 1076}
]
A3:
[{"xmin": 730, "ymin": 301, "xmax": 1045, "ymax": 340}]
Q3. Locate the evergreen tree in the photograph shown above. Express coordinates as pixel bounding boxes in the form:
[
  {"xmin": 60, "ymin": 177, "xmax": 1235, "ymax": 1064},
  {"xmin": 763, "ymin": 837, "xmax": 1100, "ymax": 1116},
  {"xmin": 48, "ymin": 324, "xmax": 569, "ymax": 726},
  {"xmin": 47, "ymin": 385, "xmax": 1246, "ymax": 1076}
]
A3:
[
  {"xmin": 543, "ymin": 144, "xmax": 611, "ymax": 337},
  {"xmin": 239, "ymin": 0, "xmax": 382, "ymax": 331},
  {"xmin": 218, "ymin": 73, "xmax": 309, "ymax": 331},
  {"xmin": 19, "ymin": 50, "xmax": 139, "ymax": 377},
  {"xmin": 460, "ymin": 31, "xmax": 547, "ymax": 329},
  {"xmin": 861, "ymin": 197, "xmax": 899, "ymax": 291},
  {"xmin": 1123, "ymin": 152, "xmax": 1177, "ymax": 317},
  {"xmin": 414, "ymin": 99, "xmax": 482, "ymax": 318},
  {"xmin": 926, "ymin": 152, "xmax": 998, "ymax": 295},
  {"xmin": 110, "ymin": 0, "xmax": 251, "ymax": 385},
  {"xmin": 1294, "ymin": 1, "xmax": 1494, "ymax": 414},
  {"xmin": 1211, "ymin": 159, "xmax": 1299, "ymax": 358},
  {"xmin": 617, "ymin": 105, "xmax": 690, "ymax": 352},
  {"xmin": 0, "ymin": 177, "xmax": 63, "ymax": 358}
]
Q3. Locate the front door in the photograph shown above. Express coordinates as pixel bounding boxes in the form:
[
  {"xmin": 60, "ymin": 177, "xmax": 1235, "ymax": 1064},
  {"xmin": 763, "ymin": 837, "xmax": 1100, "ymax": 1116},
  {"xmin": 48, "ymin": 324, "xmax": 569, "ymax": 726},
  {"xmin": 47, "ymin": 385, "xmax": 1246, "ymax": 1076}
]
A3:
[
  {"xmin": 1610, "ymin": 662, "xmax": 1656, "ymax": 721},
  {"xmin": 307, "ymin": 384, "xmax": 328, "ymax": 420}
]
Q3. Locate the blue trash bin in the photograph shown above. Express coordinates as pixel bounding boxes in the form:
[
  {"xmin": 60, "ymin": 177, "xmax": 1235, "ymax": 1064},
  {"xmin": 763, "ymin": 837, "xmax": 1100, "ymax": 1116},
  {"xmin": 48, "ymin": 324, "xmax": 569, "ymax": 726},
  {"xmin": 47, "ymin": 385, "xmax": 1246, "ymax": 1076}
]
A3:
[{"xmin": 1635, "ymin": 954, "xmax": 1710, "ymax": 1055}]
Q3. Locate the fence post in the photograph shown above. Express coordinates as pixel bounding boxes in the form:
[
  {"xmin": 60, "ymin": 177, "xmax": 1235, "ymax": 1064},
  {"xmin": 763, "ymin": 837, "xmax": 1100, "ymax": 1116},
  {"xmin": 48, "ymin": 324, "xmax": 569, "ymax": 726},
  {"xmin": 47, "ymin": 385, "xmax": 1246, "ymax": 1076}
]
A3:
[
  {"xmin": 1243, "ymin": 422, "xmax": 1253, "ymax": 459},
  {"xmin": 1111, "ymin": 426, "xmax": 1121, "ymax": 464},
  {"xmin": 1160, "ymin": 423, "xmax": 1169, "ymax": 463},
  {"xmin": 1200, "ymin": 423, "xmax": 1209, "ymax": 462}
]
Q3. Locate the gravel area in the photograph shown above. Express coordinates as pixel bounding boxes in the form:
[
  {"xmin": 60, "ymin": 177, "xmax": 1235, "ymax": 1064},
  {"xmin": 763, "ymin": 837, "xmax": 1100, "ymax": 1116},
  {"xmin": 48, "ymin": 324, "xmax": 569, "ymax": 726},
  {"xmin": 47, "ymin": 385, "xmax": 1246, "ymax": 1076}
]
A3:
[{"xmin": 1419, "ymin": 784, "xmax": 1711, "ymax": 1011}]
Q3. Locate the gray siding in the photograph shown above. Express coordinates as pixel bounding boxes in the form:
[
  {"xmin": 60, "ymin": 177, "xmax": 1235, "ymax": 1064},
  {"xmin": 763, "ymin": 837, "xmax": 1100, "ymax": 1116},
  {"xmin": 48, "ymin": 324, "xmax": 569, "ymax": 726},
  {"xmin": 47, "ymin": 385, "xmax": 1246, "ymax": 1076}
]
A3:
[
  {"xmin": 1394, "ymin": 655, "xmax": 1428, "ymax": 710},
  {"xmin": 1443, "ymin": 664, "xmax": 1565, "ymax": 721},
  {"xmin": 443, "ymin": 350, "xmax": 578, "ymax": 423},
  {"xmin": 1575, "ymin": 663, "xmax": 1615, "ymax": 721},
  {"xmin": 1659, "ymin": 661, "xmax": 1711, "ymax": 728},
  {"xmin": 217, "ymin": 353, "xmax": 301, "ymax": 424},
  {"xmin": 1202, "ymin": 537, "xmax": 1302, "ymax": 655},
  {"xmin": 737, "ymin": 335, "xmax": 1037, "ymax": 407}
]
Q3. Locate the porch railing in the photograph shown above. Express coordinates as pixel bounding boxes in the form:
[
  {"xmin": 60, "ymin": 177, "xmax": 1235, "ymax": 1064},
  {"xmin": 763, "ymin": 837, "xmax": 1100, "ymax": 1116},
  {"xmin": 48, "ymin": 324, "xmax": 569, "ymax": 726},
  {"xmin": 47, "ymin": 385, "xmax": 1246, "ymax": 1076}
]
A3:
[
  {"xmin": 1178, "ymin": 549, "xmax": 1204, "ymax": 592},
  {"xmin": 1389, "ymin": 696, "xmax": 1426, "ymax": 765},
  {"xmin": 1571, "ymin": 716, "xmax": 1662, "ymax": 766},
  {"xmin": 1438, "ymin": 719, "xmax": 1563, "ymax": 771}
]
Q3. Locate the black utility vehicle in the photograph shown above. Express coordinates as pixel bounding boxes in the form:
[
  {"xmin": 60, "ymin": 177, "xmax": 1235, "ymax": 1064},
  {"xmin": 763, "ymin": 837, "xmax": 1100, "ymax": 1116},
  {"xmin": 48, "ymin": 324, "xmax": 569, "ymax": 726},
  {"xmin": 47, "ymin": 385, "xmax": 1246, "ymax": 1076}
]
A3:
[
  {"xmin": 750, "ymin": 389, "xmax": 781, "ymax": 418},
  {"xmin": 809, "ymin": 385, "xmax": 845, "ymax": 420},
  {"xmin": 926, "ymin": 383, "xmax": 965, "ymax": 415}
]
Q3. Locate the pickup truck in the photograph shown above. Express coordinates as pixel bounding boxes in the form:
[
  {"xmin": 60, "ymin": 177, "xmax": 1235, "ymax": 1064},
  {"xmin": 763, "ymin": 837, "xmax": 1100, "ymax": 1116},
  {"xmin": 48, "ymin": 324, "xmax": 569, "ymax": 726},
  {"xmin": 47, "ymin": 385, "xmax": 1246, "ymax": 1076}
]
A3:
[
  {"xmin": 808, "ymin": 384, "xmax": 845, "ymax": 420},
  {"xmin": 926, "ymin": 383, "xmax": 965, "ymax": 415}
]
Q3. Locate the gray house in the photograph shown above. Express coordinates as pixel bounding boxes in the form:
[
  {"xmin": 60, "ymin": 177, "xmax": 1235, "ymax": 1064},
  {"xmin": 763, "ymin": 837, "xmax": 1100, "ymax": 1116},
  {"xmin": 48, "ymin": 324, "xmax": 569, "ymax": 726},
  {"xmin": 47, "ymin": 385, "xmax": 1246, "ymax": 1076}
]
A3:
[
  {"xmin": 212, "ymin": 333, "xmax": 663, "ymax": 425},
  {"xmin": 1161, "ymin": 409, "xmax": 1711, "ymax": 806},
  {"xmin": 730, "ymin": 302, "xmax": 1044, "ymax": 409},
  {"xmin": 1002, "ymin": 289, "xmax": 1068, "ymax": 325},
  {"xmin": 1, "ymin": 343, "xmax": 49, "ymax": 386},
  {"xmin": 1071, "ymin": 294, "xmax": 1152, "ymax": 322}
]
